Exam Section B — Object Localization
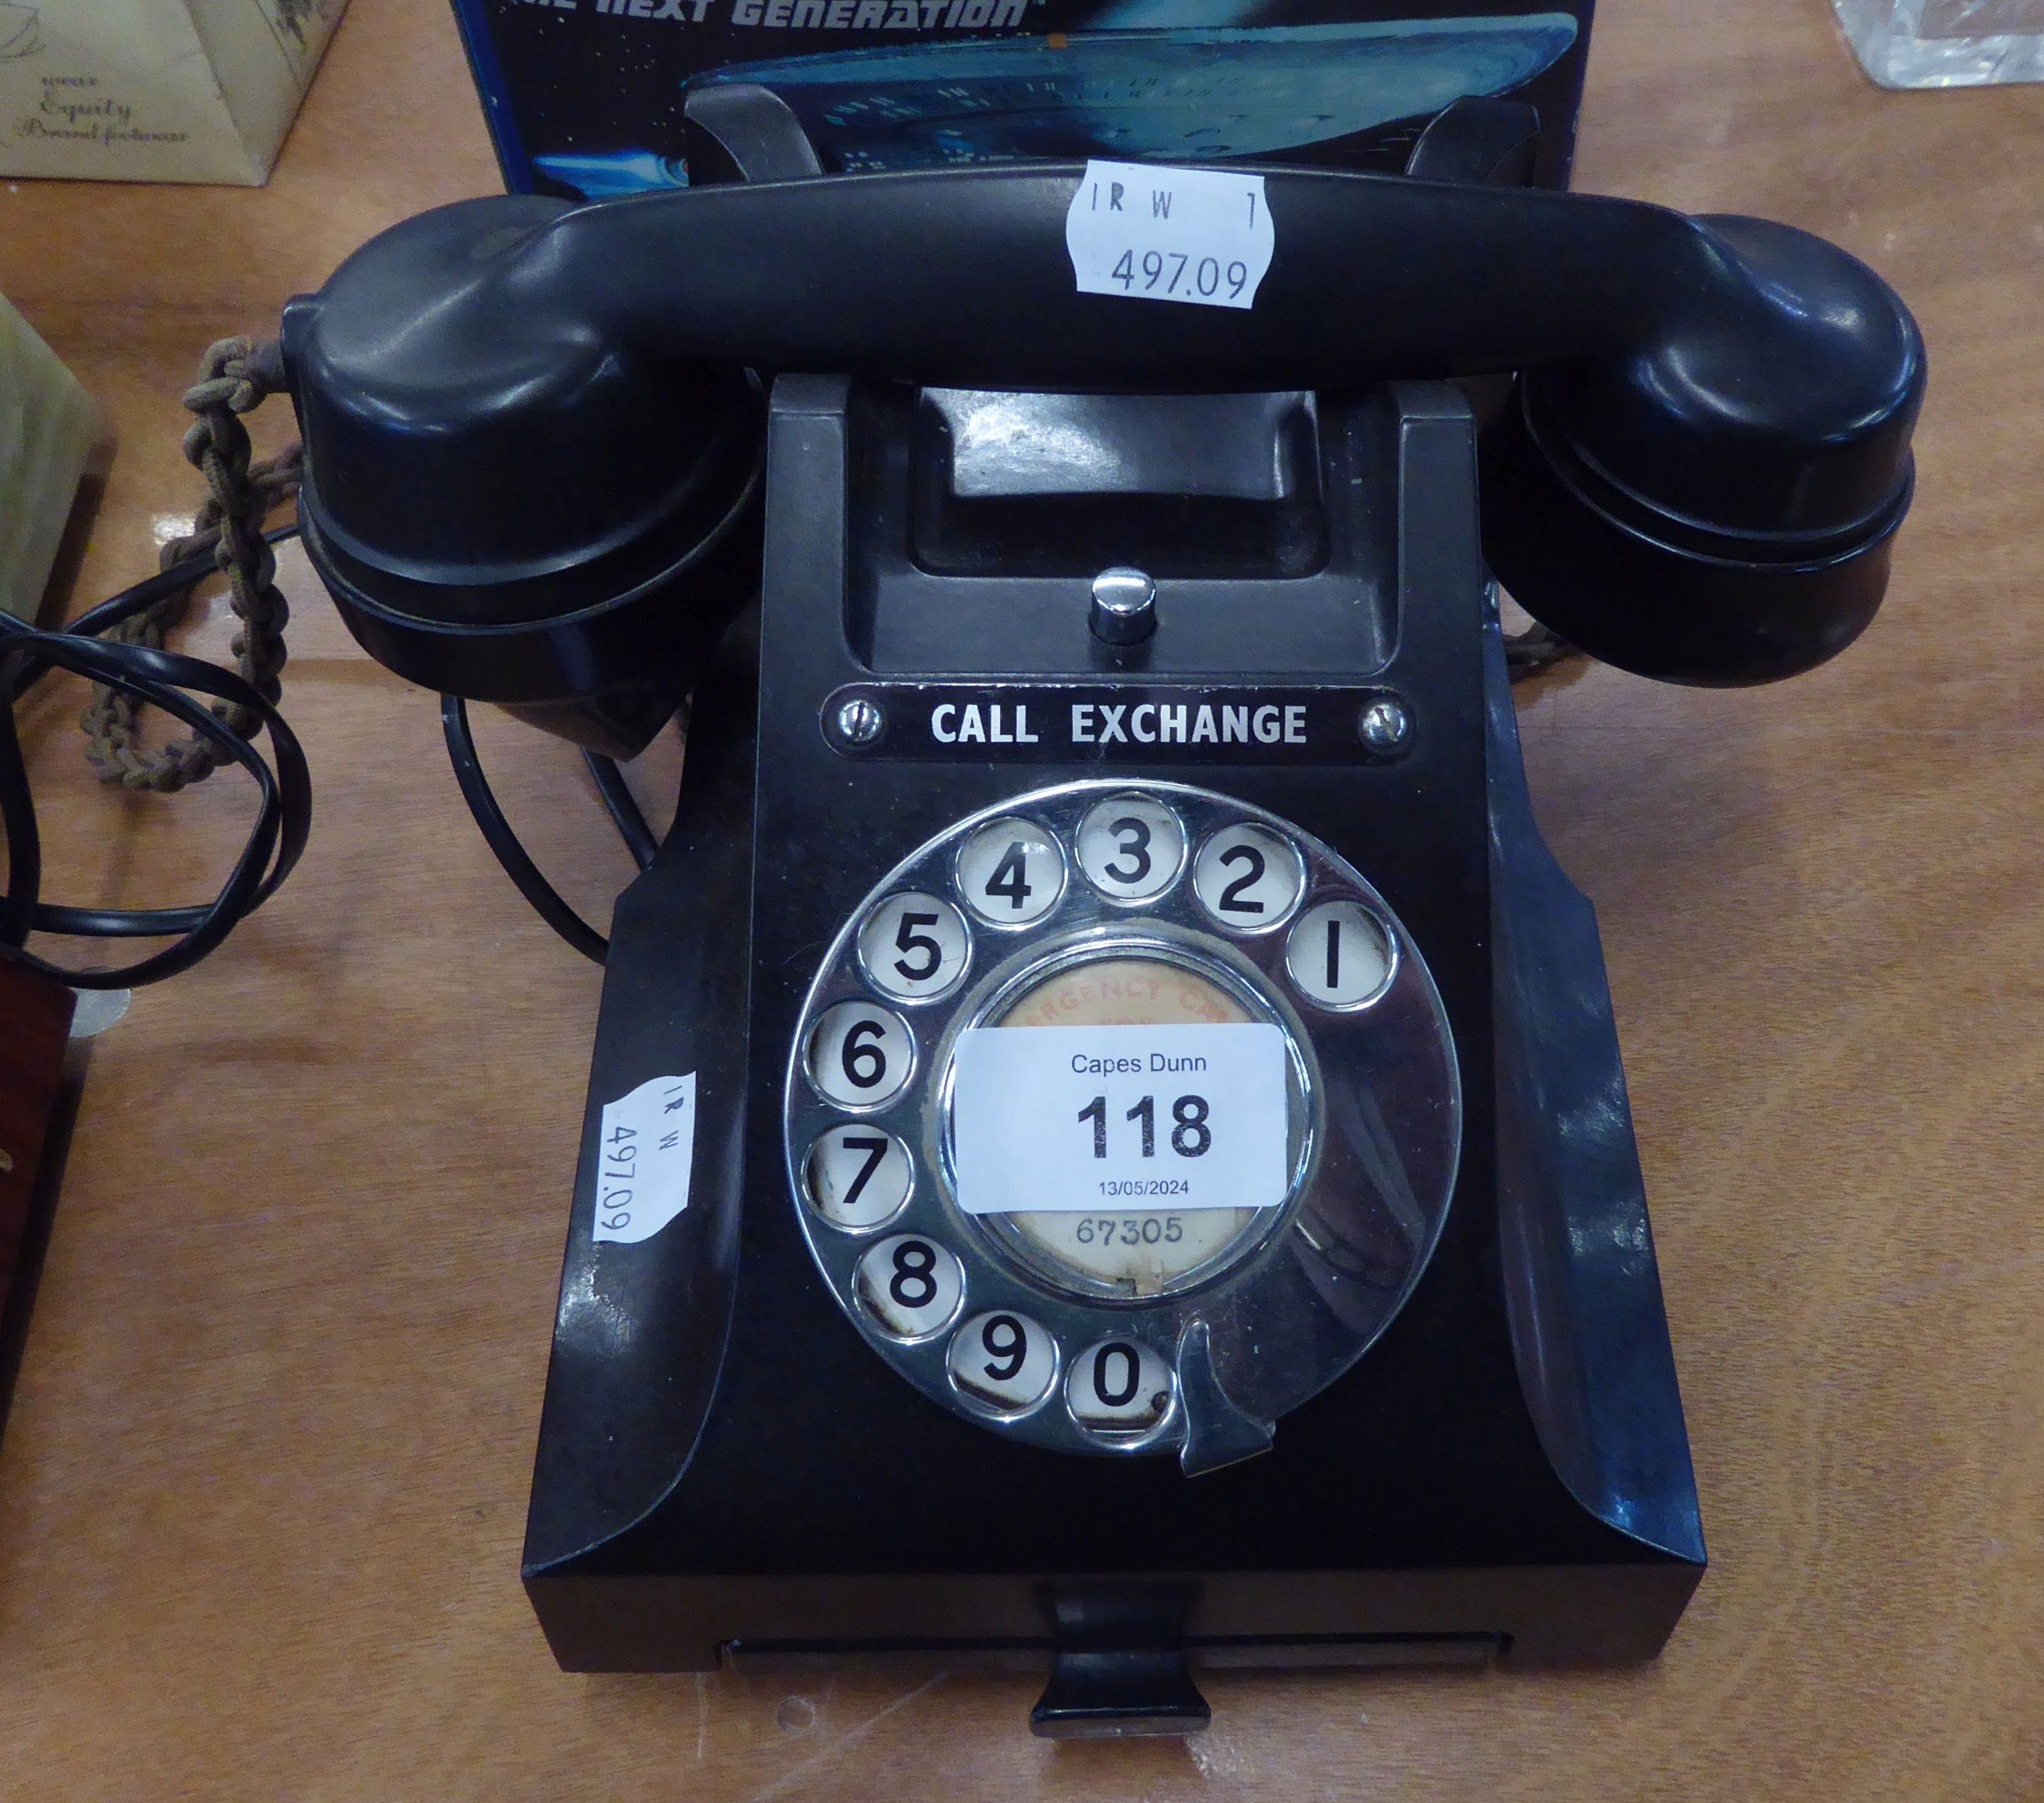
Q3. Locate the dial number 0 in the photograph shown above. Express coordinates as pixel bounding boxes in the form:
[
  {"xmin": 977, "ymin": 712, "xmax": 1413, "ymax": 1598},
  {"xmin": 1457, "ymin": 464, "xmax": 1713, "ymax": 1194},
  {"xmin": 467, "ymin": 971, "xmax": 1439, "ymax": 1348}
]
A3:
[{"xmin": 1066, "ymin": 1338, "xmax": 1174, "ymax": 1437}]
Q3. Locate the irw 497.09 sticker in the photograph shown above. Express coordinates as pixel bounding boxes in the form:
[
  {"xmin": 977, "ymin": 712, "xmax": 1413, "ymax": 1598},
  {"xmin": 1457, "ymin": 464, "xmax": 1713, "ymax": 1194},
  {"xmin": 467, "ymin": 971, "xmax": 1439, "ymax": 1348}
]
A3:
[
  {"xmin": 592, "ymin": 1073, "xmax": 696, "ymax": 1244},
  {"xmin": 1065, "ymin": 160, "xmax": 1275, "ymax": 312}
]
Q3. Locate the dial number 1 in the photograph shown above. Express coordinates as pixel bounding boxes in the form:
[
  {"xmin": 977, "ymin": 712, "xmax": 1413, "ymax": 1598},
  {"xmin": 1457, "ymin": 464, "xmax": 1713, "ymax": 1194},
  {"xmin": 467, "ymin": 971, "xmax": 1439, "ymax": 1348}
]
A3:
[{"xmin": 1284, "ymin": 899, "xmax": 1394, "ymax": 1009}]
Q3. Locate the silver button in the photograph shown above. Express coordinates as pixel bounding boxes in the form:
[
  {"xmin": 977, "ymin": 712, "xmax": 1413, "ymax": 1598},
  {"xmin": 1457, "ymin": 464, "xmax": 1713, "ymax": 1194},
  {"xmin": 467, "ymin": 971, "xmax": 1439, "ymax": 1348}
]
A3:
[{"xmin": 1089, "ymin": 567, "xmax": 1158, "ymax": 645}]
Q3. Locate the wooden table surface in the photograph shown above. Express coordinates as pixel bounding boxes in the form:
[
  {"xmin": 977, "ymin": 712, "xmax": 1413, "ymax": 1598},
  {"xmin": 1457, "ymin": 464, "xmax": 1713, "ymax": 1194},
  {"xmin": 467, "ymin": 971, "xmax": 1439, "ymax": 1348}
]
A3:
[{"xmin": 1, "ymin": 0, "xmax": 2038, "ymax": 1795}]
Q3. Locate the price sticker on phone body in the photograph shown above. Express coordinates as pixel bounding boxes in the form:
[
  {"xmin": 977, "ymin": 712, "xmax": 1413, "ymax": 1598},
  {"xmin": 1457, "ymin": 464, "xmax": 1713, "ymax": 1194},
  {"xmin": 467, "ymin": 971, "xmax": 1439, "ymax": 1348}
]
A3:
[
  {"xmin": 1065, "ymin": 160, "xmax": 1275, "ymax": 312},
  {"xmin": 951, "ymin": 1022, "xmax": 1289, "ymax": 1215},
  {"xmin": 592, "ymin": 1072, "xmax": 697, "ymax": 1245}
]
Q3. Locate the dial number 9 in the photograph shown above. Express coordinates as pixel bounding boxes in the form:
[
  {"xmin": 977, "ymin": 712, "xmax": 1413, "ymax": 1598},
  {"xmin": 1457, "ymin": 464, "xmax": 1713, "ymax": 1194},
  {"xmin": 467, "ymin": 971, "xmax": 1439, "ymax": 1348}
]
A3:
[{"xmin": 948, "ymin": 1310, "xmax": 1056, "ymax": 1412}]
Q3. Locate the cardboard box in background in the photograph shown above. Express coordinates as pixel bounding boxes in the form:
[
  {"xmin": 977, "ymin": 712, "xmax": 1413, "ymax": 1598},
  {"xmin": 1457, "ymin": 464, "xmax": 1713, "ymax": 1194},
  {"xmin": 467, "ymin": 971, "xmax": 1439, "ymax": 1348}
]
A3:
[
  {"xmin": 0, "ymin": 288, "xmax": 95, "ymax": 622},
  {"xmin": 0, "ymin": 0, "xmax": 348, "ymax": 184},
  {"xmin": 451, "ymin": 1, "xmax": 1595, "ymax": 202}
]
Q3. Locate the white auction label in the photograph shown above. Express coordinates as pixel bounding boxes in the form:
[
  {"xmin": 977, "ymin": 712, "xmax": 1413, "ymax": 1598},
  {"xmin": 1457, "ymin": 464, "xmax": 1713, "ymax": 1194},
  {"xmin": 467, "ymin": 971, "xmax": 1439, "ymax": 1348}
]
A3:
[
  {"xmin": 1065, "ymin": 160, "xmax": 1275, "ymax": 312},
  {"xmin": 951, "ymin": 1023, "xmax": 1289, "ymax": 1214},
  {"xmin": 592, "ymin": 1073, "xmax": 697, "ymax": 1245}
]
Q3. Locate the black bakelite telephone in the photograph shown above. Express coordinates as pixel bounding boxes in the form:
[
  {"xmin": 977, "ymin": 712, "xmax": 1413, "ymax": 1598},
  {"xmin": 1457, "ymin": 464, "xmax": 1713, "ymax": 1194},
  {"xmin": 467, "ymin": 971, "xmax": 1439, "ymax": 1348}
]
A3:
[{"xmin": 280, "ymin": 96, "xmax": 1922, "ymax": 1733}]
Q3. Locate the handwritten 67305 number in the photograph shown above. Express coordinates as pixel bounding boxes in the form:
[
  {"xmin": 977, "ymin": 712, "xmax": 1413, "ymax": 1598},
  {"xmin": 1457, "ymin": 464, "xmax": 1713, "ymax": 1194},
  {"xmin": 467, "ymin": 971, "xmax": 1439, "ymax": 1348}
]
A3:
[{"xmin": 1075, "ymin": 1214, "xmax": 1188, "ymax": 1245}]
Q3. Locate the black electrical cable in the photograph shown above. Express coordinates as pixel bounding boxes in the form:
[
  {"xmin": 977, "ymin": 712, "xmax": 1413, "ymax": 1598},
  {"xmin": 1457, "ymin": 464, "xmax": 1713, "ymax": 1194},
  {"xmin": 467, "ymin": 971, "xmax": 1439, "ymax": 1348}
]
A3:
[
  {"xmin": 0, "ymin": 611, "xmax": 311, "ymax": 986},
  {"xmin": 5, "ymin": 524, "xmax": 303, "ymax": 705},
  {"xmin": 0, "ymin": 513, "xmax": 311, "ymax": 977},
  {"xmin": 441, "ymin": 694, "xmax": 612, "ymax": 966},
  {"xmin": 3, "ymin": 514, "xmax": 643, "ymax": 980},
  {"xmin": 581, "ymin": 750, "xmax": 658, "ymax": 873}
]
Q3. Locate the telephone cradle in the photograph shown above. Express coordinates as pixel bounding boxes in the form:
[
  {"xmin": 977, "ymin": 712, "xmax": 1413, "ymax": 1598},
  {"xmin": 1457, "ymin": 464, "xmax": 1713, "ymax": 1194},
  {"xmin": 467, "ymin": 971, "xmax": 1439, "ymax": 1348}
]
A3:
[{"xmin": 280, "ymin": 97, "xmax": 1924, "ymax": 1735}]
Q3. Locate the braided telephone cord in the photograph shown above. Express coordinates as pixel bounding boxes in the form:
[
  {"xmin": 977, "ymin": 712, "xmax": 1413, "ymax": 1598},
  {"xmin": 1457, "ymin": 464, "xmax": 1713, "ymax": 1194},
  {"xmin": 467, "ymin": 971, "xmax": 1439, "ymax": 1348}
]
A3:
[{"xmin": 80, "ymin": 337, "xmax": 299, "ymax": 792}]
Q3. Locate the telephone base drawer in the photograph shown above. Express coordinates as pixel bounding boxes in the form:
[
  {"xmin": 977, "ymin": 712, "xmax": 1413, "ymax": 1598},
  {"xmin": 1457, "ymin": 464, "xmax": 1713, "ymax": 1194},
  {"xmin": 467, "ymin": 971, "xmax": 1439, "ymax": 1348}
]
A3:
[{"xmin": 524, "ymin": 1563, "xmax": 1701, "ymax": 1677}]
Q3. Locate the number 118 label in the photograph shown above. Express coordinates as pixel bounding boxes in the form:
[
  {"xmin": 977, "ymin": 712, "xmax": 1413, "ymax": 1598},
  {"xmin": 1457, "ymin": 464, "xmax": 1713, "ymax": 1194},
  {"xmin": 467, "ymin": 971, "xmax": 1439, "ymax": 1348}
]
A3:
[{"xmin": 950, "ymin": 1023, "xmax": 1289, "ymax": 1214}]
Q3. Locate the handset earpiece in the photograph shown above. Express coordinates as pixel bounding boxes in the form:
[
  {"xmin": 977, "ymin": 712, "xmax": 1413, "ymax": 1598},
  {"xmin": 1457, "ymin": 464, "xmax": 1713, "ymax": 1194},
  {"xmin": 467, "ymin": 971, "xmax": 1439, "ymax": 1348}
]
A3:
[
  {"xmin": 1480, "ymin": 213, "xmax": 1924, "ymax": 684},
  {"xmin": 285, "ymin": 162, "xmax": 1922, "ymax": 711},
  {"xmin": 284, "ymin": 87, "xmax": 831, "ymax": 760},
  {"xmin": 284, "ymin": 198, "xmax": 766, "ymax": 759}
]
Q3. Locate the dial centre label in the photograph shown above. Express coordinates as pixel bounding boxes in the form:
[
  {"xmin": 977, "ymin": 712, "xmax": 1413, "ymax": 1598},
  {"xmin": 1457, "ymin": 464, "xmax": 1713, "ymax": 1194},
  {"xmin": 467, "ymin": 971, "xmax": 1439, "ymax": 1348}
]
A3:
[{"xmin": 950, "ymin": 1022, "xmax": 1289, "ymax": 1216}]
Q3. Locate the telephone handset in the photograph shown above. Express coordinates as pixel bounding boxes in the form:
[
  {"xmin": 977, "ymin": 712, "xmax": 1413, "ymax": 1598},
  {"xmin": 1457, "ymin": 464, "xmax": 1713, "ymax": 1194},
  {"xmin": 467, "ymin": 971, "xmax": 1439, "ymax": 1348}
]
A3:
[
  {"xmin": 281, "ymin": 113, "xmax": 1922, "ymax": 1720},
  {"xmin": 287, "ymin": 123, "xmax": 1923, "ymax": 747}
]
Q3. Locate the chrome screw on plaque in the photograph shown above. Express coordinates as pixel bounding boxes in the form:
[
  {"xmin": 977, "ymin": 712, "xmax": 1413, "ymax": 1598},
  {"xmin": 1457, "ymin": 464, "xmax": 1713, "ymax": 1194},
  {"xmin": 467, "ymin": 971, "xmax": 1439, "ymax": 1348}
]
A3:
[
  {"xmin": 1357, "ymin": 697, "xmax": 1412, "ymax": 756},
  {"xmin": 830, "ymin": 694, "xmax": 886, "ymax": 749}
]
